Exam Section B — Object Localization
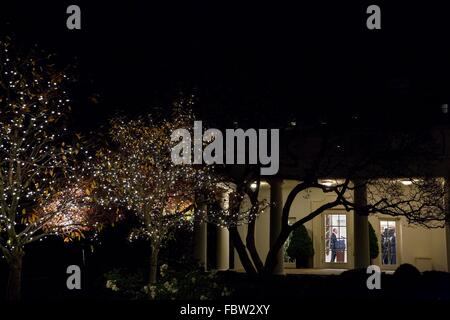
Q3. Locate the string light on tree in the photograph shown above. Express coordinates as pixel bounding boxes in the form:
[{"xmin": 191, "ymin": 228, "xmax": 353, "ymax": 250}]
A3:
[
  {"xmin": 91, "ymin": 100, "xmax": 218, "ymax": 286},
  {"xmin": 0, "ymin": 37, "xmax": 102, "ymax": 300}
]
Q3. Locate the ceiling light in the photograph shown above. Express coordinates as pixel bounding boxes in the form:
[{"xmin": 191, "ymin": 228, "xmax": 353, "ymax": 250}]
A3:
[
  {"xmin": 320, "ymin": 179, "xmax": 335, "ymax": 187},
  {"xmin": 400, "ymin": 179, "xmax": 413, "ymax": 186}
]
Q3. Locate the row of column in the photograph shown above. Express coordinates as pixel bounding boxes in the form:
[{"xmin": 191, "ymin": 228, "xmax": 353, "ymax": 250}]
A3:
[
  {"xmin": 193, "ymin": 217, "xmax": 230, "ymax": 270},
  {"xmin": 194, "ymin": 178, "xmax": 376, "ymax": 272},
  {"xmin": 193, "ymin": 222, "xmax": 230, "ymax": 271},
  {"xmin": 193, "ymin": 178, "xmax": 286, "ymax": 273},
  {"xmin": 258, "ymin": 178, "xmax": 372, "ymax": 272},
  {"xmin": 193, "ymin": 197, "xmax": 230, "ymax": 271}
]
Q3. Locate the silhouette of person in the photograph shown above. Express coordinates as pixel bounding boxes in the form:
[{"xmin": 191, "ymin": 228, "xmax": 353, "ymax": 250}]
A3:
[
  {"xmin": 388, "ymin": 229, "xmax": 396, "ymax": 264},
  {"xmin": 382, "ymin": 228, "xmax": 389, "ymax": 264},
  {"xmin": 330, "ymin": 228, "xmax": 338, "ymax": 262}
]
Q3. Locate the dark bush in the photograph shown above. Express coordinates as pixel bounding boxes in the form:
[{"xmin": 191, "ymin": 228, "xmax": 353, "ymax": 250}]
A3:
[
  {"xmin": 369, "ymin": 222, "xmax": 379, "ymax": 260},
  {"xmin": 286, "ymin": 225, "xmax": 314, "ymax": 268},
  {"xmin": 394, "ymin": 263, "xmax": 421, "ymax": 279}
]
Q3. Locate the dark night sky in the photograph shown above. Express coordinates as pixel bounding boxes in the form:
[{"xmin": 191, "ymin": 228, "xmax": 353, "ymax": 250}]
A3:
[{"xmin": 2, "ymin": 1, "xmax": 450, "ymax": 129}]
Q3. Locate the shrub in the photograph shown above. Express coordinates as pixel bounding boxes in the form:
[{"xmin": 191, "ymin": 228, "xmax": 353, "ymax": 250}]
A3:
[
  {"xmin": 104, "ymin": 259, "xmax": 232, "ymax": 300},
  {"xmin": 145, "ymin": 264, "xmax": 232, "ymax": 300},
  {"xmin": 369, "ymin": 222, "xmax": 379, "ymax": 260},
  {"xmin": 286, "ymin": 225, "xmax": 314, "ymax": 267},
  {"xmin": 103, "ymin": 268, "xmax": 147, "ymax": 300}
]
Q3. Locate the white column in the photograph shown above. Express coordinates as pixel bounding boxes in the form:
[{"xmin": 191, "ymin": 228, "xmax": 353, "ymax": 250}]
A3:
[
  {"xmin": 193, "ymin": 203, "xmax": 207, "ymax": 271},
  {"xmin": 269, "ymin": 177, "xmax": 285, "ymax": 275},
  {"xmin": 354, "ymin": 180, "xmax": 370, "ymax": 269},
  {"xmin": 216, "ymin": 191, "xmax": 230, "ymax": 270},
  {"xmin": 216, "ymin": 226, "xmax": 230, "ymax": 270}
]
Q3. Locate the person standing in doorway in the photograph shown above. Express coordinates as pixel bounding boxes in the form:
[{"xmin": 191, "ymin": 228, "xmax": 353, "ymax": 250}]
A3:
[
  {"xmin": 330, "ymin": 228, "xmax": 338, "ymax": 262},
  {"xmin": 388, "ymin": 228, "xmax": 397, "ymax": 264}
]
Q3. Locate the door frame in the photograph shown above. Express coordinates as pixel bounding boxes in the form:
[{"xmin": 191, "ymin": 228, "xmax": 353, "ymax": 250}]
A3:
[
  {"xmin": 376, "ymin": 217, "xmax": 401, "ymax": 270},
  {"xmin": 315, "ymin": 209, "xmax": 354, "ymax": 269}
]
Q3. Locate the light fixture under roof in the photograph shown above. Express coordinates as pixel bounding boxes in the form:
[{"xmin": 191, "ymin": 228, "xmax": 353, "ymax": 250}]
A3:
[
  {"xmin": 320, "ymin": 179, "xmax": 336, "ymax": 187},
  {"xmin": 399, "ymin": 179, "xmax": 413, "ymax": 186},
  {"xmin": 250, "ymin": 181, "xmax": 269, "ymax": 190}
]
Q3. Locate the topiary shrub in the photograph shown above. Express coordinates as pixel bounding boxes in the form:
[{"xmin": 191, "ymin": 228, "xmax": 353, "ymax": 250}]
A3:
[
  {"xmin": 286, "ymin": 225, "xmax": 314, "ymax": 268},
  {"xmin": 369, "ymin": 222, "xmax": 379, "ymax": 261}
]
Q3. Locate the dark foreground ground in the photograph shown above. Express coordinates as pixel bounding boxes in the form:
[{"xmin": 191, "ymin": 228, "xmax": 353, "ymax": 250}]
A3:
[
  {"xmin": 1, "ymin": 239, "xmax": 449, "ymax": 303},
  {"xmin": 5, "ymin": 267, "xmax": 450, "ymax": 302},
  {"xmin": 2, "ymin": 265, "xmax": 450, "ymax": 319},
  {"xmin": 225, "ymin": 268, "xmax": 450, "ymax": 302},
  {"xmin": 1, "ymin": 233, "xmax": 449, "ymax": 304}
]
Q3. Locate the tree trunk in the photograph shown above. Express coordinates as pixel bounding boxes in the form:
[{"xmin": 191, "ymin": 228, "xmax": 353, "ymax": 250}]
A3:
[
  {"xmin": 6, "ymin": 249, "xmax": 24, "ymax": 301},
  {"xmin": 229, "ymin": 226, "xmax": 257, "ymax": 275},
  {"xmin": 264, "ymin": 227, "xmax": 291, "ymax": 275},
  {"xmin": 149, "ymin": 244, "xmax": 159, "ymax": 286},
  {"xmin": 246, "ymin": 220, "xmax": 264, "ymax": 273}
]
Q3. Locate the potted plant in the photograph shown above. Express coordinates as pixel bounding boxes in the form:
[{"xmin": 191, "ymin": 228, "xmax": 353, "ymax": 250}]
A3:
[{"xmin": 286, "ymin": 225, "xmax": 314, "ymax": 268}]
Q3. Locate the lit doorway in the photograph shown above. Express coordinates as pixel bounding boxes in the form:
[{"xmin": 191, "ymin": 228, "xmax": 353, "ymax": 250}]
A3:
[
  {"xmin": 321, "ymin": 211, "xmax": 352, "ymax": 268},
  {"xmin": 379, "ymin": 219, "xmax": 399, "ymax": 268}
]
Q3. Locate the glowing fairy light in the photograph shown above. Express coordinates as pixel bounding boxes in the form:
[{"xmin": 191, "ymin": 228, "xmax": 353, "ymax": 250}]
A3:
[
  {"xmin": 90, "ymin": 101, "xmax": 219, "ymax": 284},
  {"xmin": 0, "ymin": 38, "xmax": 103, "ymax": 299}
]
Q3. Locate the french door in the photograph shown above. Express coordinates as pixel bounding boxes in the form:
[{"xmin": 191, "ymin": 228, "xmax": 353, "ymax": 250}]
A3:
[{"xmin": 321, "ymin": 211, "xmax": 353, "ymax": 268}]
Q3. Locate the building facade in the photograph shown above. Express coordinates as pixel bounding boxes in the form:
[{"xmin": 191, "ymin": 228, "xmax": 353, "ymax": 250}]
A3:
[
  {"xmin": 195, "ymin": 178, "xmax": 450, "ymax": 274},
  {"xmin": 195, "ymin": 127, "xmax": 450, "ymax": 274},
  {"xmin": 234, "ymin": 180, "xmax": 449, "ymax": 273}
]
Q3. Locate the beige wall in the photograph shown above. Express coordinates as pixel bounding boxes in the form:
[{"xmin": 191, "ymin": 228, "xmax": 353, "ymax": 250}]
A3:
[{"xmin": 233, "ymin": 179, "xmax": 449, "ymax": 272}]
